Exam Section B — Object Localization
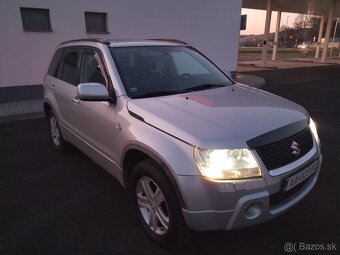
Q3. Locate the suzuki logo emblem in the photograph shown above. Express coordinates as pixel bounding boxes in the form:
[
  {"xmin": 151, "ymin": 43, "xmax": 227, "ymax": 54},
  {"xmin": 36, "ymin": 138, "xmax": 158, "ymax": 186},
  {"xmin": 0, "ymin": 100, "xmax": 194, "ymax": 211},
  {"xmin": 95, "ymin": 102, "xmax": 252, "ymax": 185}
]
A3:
[{"xmin": 291, "ymin": 141, "xmax": 301, "ymax": 156}]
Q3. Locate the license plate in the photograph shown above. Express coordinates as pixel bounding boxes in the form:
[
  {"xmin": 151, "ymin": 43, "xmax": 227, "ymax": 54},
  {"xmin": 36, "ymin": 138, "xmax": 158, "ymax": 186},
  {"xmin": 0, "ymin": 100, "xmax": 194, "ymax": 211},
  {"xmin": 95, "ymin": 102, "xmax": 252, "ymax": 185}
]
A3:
[{"xmin": 284, "ymin": 160, "xmax": 318, "ymax": 191}]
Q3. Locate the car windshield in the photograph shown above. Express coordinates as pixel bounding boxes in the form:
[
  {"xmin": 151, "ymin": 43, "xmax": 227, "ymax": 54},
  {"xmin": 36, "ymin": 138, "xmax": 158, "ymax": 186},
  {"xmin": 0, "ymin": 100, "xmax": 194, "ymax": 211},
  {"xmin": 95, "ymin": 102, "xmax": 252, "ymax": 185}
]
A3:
[{"xmin": 109, "ymin": 46, "xmax": 233, "ymax": 99}]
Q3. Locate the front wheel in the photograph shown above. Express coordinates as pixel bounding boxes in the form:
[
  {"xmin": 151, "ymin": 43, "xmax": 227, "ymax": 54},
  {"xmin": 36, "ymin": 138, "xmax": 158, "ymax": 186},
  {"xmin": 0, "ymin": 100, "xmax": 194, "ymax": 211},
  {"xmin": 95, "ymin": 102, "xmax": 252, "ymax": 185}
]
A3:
[{"xmin": 131, "ymin": 159, "xmax": 191, "ymax": 247}]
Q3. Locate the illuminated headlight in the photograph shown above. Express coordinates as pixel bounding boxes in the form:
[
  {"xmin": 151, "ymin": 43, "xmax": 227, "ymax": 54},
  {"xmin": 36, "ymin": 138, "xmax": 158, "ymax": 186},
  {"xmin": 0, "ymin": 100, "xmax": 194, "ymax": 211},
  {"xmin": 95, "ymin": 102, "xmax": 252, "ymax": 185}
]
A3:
[
  {"xmin": 309, "ymin": 118, "xmax": 320, "ymax": 146},
  {"xmin": 193, "ymin": 147, "xmax": 261, "ymax": 180}
]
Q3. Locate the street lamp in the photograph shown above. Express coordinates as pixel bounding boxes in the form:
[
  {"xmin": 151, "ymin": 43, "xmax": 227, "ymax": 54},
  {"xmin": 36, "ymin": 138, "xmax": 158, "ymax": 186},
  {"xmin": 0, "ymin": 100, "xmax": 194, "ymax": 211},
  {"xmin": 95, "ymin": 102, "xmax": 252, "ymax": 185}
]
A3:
[{"xmin": 283, "ymin": 16, "xmax": 289, "ymax": 48}]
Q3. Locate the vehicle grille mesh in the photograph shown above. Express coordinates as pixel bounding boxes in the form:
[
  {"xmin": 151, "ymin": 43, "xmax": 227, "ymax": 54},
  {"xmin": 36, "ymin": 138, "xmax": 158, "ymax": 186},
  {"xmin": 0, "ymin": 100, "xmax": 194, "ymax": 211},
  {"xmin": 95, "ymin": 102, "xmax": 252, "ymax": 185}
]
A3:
[{"xmin": 255, "ymin": 128, "xmax": 314, "ymax": 170}]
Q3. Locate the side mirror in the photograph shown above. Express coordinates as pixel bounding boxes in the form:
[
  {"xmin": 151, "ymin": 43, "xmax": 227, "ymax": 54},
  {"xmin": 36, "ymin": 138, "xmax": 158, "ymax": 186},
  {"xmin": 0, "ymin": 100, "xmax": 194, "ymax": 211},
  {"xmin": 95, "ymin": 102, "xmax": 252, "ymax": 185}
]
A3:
[{"xmin": 77, "ymin": 83, "xmax": 110, "ymax": 101}]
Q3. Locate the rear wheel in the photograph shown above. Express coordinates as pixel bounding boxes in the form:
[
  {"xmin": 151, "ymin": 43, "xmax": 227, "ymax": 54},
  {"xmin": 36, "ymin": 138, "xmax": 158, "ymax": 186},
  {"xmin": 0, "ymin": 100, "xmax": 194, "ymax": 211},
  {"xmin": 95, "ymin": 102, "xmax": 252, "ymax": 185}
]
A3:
[
  {"xmin": 131, "ymin": 159, "xmax": 191, "ymax": 247},
  {"xmin": 48, "ymin": 110, "xmax": 69, "ymax": 152}
]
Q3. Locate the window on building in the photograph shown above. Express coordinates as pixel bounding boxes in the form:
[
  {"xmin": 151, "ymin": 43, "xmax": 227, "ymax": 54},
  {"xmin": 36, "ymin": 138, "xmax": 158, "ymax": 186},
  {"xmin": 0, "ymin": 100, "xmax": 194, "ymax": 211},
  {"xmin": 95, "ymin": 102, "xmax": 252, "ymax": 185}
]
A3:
[
  {"xmin": 85, "ymin": 12, "xmax": 108, "ymax": 33},
  {"xmin": 20, "ymin": 7, "xmax": 52, "ymax": 32}
]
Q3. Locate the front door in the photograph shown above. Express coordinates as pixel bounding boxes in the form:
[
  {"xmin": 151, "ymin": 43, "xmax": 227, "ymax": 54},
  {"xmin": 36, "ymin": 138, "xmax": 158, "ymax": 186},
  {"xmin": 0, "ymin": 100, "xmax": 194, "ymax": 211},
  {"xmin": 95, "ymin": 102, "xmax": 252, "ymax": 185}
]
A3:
[{"xmin": 71, "ymin": 48, "xmax": 120, "ymax": 168}]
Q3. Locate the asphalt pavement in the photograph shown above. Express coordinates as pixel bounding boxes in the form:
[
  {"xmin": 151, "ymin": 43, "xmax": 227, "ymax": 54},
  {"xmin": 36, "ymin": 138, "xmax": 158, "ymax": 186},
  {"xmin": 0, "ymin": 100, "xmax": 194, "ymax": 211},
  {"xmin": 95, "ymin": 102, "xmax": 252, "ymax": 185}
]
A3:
[{"xmin": 0, "ymin": 65, "xmax": 339, "ymax": 255}]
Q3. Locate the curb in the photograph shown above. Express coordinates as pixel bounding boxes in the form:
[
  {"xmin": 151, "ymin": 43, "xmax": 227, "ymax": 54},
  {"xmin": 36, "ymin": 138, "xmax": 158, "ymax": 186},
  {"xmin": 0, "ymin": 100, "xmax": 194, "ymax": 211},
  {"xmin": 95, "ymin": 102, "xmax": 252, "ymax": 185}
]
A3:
[
  {"xmin": 0, "ymin": 99, "xmax": 44, "ymax": 123},
  {"xmin": 0, "ymin": 112, "xmax": 45, "ymax": 123}
]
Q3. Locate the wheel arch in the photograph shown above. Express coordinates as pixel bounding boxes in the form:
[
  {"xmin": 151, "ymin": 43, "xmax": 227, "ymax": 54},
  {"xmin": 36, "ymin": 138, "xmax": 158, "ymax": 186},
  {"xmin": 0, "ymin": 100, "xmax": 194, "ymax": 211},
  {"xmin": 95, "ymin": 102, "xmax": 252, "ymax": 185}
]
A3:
[
  {"xmin": 43, "ymin": 101, "xmax": 52, "ymax": 117},
  {"xmin": 121, "ymin": 144, "xmax": 187, "ymax": 209}
]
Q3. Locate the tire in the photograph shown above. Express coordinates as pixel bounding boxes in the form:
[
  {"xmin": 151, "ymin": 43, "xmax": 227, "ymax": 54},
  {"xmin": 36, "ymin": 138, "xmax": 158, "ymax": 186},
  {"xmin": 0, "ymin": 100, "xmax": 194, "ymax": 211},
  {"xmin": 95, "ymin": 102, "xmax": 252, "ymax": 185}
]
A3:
[
  {"xmin": 131, "ymin": 159, "xmax": 191, "ymax": 247},
  {"xmin": 47, "ymin": 110, "xmax": 70, "ymax": 153}
]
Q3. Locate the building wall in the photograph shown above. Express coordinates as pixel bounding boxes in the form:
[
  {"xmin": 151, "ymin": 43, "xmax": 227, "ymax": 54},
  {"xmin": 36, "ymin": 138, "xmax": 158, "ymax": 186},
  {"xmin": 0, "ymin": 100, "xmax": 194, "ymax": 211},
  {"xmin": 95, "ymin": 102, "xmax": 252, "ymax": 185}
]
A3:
[{"xmin": 0, "ymin": 0, "xmax": 242, "ymax": 87}]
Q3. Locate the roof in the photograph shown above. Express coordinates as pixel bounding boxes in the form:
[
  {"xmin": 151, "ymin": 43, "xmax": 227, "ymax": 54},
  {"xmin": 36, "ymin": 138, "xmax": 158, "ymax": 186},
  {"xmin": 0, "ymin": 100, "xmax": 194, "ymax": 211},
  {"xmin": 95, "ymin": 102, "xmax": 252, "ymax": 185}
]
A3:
[
  {"xmin": 59, "ymin": 38, "xmax": 188, "ymax": 47},
  {"xmin": 243, "ymin": 0, "xmax": 340, "ymax": 17}
]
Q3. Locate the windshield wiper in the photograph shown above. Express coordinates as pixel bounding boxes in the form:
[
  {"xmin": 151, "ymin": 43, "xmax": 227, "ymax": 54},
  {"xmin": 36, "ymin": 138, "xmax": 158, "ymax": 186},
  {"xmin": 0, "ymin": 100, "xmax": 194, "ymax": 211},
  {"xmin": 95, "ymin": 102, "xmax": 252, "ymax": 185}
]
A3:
[
  {"xmin": 183, "ymin": 83, "xmax": 226, "ymax": 92},
  {"xmin": 133, "ymin": 84, "xmax": 226, "ymax": 99},
  {"xmin": 133, "ymin": 90, "xmax": 179, "ymax": 99}
]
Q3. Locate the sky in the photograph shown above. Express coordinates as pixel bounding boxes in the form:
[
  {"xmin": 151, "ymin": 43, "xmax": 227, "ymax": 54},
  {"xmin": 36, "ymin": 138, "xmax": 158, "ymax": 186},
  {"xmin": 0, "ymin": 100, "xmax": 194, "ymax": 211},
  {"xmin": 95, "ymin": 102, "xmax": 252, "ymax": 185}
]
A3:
[{"xmin": 241, "ymin": 8, "xmax": 298, "ymax": 35}]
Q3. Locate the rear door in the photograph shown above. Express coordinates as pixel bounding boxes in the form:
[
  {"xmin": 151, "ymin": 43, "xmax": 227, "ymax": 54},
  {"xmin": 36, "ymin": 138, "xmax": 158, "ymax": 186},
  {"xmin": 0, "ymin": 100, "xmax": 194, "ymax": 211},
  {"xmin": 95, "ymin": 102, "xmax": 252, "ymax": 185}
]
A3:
[{"xmin": 53, "ymin": 48, "xmax": 80, "ymax": 134}]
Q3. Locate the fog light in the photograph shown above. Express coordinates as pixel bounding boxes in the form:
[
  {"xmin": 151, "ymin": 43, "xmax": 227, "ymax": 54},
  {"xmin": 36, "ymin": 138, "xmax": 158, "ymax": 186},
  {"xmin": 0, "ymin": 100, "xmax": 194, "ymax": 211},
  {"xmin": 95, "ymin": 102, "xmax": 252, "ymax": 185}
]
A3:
[{"xmin": 244, "ymin": 202, "xmax": 263, "ymax": 219}]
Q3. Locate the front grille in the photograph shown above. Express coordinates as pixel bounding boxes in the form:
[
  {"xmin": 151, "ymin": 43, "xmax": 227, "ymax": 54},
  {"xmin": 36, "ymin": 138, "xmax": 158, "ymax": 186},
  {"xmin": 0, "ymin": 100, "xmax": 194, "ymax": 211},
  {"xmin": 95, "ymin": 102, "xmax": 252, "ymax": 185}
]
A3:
[{"xmin": 256, "ymin": 128, "xmax": 313, "ymax": 170}]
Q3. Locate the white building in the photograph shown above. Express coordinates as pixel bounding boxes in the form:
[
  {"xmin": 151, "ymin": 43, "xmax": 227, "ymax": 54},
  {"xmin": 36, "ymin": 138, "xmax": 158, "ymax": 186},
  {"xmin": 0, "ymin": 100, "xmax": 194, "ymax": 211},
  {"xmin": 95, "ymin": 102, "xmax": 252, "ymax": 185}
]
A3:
[{"xmin": 0, "ymin": 0, "xmax": 242, "ymax": 88}]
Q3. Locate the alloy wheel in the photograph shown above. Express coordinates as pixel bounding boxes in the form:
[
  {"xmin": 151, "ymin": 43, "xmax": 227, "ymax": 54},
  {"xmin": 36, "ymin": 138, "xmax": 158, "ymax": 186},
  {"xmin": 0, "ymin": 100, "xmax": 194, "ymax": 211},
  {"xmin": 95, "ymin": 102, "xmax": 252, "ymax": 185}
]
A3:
[{"xmin": 136, "ymin": 176, "xmax": 170, "ymax": 235}]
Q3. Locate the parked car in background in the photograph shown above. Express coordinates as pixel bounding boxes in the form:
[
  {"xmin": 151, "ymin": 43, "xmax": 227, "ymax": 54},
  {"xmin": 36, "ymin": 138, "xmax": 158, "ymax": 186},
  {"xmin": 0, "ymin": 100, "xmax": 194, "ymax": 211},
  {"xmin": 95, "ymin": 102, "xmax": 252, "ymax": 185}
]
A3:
[
  {"xmin": 297, "ymin": 42, "xmax": 313, "ymax": 50},
  {"xmin": 43, "ymin": 39, "xmax": 322, "ymax": 246}
]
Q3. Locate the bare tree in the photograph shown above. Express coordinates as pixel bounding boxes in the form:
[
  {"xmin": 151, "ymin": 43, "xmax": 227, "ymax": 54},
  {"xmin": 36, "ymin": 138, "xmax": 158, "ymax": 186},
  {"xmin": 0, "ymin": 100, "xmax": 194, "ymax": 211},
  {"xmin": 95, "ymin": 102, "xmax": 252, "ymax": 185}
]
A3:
[
  {"xmin": 294, "ymin": 14, "xmax": 310, "ymax": 30},
  {"xmin": 308, "ymin": 16, "xmax": 322, "ymax": 30},
  {"xmin": 294, "ymin": 15, "xmax": 323, "ymax": 43}
]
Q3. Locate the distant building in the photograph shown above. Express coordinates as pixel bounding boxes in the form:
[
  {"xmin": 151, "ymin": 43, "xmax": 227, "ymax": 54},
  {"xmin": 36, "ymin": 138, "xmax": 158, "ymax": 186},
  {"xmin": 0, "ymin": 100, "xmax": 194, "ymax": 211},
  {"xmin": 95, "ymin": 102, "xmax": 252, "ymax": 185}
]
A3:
[{"xmin": 0, "ymin": 0, "xmax": 242, "ymax": 88}]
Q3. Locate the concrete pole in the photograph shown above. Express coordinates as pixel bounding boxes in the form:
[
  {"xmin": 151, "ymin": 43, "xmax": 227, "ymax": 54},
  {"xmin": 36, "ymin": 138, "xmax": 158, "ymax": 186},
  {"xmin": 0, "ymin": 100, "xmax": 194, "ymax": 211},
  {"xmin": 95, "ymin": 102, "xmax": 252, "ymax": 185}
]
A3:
[
  {"xmin": 272, "ymin": 9, "xmax": 282, "ymax": 60},
  {"xmin": 330, "ymin": 18, "xmax": 339, "ymax": 56},
  {"xmin": 315, "ymin": 13, "xmax": 326, "ymax": 59},
  {"xmin": 261, "ymin": 0, "xmax": 272, "ymax": 65},
  {"xmin": 321, "ymin": 0, "xmax": 336, "ymax": 63}
]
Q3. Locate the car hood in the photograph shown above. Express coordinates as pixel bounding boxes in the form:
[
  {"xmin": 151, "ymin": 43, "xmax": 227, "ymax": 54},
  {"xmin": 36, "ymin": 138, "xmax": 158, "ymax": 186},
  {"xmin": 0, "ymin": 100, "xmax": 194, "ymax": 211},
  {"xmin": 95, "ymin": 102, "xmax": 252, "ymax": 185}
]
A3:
[{"xmin": 126, "ymin": 84, "xmax": 309, "ymax": 149}]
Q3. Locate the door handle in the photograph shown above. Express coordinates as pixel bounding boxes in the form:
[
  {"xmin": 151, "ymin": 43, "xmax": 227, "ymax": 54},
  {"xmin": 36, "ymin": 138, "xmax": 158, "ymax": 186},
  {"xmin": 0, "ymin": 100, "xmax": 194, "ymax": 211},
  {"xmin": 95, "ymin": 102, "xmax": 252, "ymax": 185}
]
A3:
[
  {"xmin": 51, "ymin": 84, "xmax": 56, "ymax": 91},
  {"xmin": 72, "ymin": 97, "xmax": 80, "ymax": 104}
]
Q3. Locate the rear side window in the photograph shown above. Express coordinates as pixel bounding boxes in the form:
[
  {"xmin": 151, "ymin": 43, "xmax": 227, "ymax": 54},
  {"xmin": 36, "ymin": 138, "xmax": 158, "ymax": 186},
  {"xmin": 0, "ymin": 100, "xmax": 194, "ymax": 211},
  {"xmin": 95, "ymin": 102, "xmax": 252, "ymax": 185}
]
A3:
[
  {"xmin": 48, "ymin": 48, "xmax": 63, "ymax": 77},
  {"xmin": 57, "ymin": 49, "xmax": 79, "ymax": 85}
]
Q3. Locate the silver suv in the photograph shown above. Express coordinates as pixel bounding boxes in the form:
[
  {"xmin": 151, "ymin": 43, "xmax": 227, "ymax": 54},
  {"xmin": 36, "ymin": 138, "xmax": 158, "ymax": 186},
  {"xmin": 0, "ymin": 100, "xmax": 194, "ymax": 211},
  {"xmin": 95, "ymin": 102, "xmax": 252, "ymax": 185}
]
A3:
[{"xmin": 43, "ymin": 39, "xmax": 322, "ymax": 246}]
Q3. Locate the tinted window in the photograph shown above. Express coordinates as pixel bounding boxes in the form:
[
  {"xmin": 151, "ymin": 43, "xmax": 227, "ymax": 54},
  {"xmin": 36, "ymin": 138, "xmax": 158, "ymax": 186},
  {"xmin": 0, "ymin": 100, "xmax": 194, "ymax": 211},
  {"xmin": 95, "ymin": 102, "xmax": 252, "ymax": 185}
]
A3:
[
  {"xmin": 20, "ymin": 7, "xmax": 52, "ymax": 32},
  {"xmin": 80, "ymin": 50, "xmax": 107, "ymax": 85},
  {"xmin": 57, "ymin": 50, "xmax": 78, "ymax": 85},
  {"xmin": 48, "ymin": 48, "xmax": 63, "ymax": 77}
]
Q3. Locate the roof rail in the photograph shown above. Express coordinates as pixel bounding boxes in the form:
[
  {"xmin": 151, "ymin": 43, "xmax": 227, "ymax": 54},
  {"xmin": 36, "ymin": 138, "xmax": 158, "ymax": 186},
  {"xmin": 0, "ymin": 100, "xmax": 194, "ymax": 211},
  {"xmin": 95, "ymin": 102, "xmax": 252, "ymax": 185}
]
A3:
[
  {"xmin": 59, "ymin": 38, "xmax": 111, "ymax": 45},
  {"xmin": 146, "ymin": 38, "xmax": 188, "ymax": 45}
]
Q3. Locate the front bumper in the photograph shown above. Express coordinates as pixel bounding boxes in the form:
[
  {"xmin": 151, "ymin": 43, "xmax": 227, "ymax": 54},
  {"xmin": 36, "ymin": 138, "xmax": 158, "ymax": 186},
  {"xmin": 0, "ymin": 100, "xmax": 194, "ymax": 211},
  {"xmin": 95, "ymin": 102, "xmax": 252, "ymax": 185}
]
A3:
[{"xmin": 177, "ymin": 152, "xmax": 322, "ymax": 231}]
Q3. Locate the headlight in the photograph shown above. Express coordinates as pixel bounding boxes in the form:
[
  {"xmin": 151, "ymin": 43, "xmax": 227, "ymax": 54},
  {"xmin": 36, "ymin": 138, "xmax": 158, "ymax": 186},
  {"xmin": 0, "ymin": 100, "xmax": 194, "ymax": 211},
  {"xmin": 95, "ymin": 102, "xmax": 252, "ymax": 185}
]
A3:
[
  {"xmin": 193, "ymin": 147, "xmax": 261, "ymax": 180},
  {"xmin": 309, "ymin": 118, "xmax": 320, "ymax": 146}
]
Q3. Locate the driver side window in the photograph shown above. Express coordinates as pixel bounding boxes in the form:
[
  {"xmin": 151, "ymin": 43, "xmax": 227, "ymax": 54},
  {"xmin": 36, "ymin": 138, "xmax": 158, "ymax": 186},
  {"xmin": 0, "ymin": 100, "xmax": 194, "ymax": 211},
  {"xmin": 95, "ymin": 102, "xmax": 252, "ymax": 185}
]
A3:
[{"xmin": 80, "ymin": 49, "xmax": 107, "ymax": 86}]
